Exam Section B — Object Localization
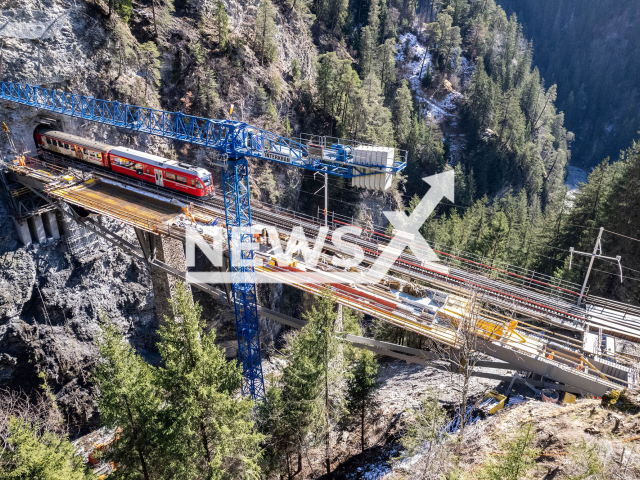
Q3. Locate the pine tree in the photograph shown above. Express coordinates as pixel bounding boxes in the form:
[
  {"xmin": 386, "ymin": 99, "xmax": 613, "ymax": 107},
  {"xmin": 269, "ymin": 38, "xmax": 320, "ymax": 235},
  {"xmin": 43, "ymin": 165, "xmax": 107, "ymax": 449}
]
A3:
[
  {"xmin": 377, "ymin": 39, "xmax": 396, "ymax": 98},
  {"xmin": 477, "ymin": 421, "xmax": 540, "ymax": 480},
  {"xmin": 256, "ymin": 387, "xmax": 291, "ymax": 477},
  {"xmin": 157, "ymin": 282, "xmax": 263, "ymax": 479},
  {"xmin": 283, "ymin": 116, "xmax": 293, "ymax": 137},
  {"xmin": 358, "ymin": 72, "xmax": 395, "ymax": 145},
  {"xmin": 393, "ymin": 79, "xmax": 414, "ymax": 146},
  {"xmin": 303, "ymin": 290, "xmax": 342, "ymax": 476},
  {"xmin": 255, "ymin": 85, "xmax": 270, "ymax": 116},
  {"xmin": 400, "ymin": 392, "xmax": 449, "ymax": 474},
  {"xmin": 191, "ymin": 40, "xmax": 219, "ymax": 115},
  {"xmin": 316, "ymin": 52, "xmax": 339, "ymax": 111},
  {"xmin": 94, "ymin": 320, "xmax": 163, "ymax": 480},
  {"xmin": 468, "ymin": 58, "xmax": 495, "ymax": 132},
  {"xmin": 421, "ymin": 64, "xmax": 433, "ymax": 88},
  {"xmin": 109, "ymin": 0, "xmax": 133, "ymax": 22},
  {"xmin": 255, "ymin": 0, "xmax": 278, "ymax": 65},
  {"xmin": 291, "ymin": 58, "xmax": 301, "ymax": 81},
  {"xmin": 378, "ymin": 0, "xmax": 391, "ymax": 40},
  {"xmin": 0, "ymin": 418, "xmax": 95, "ymax": 479},
  {"xmin": 260, "ymin": 290, "xmax": 350, "ymax": 477},
  {"xmin": 367, "ymin": 0, "xmax": 381, "ymax": 37},
  {"xmin": 346, "ymin": 350, "xmax": 379, "ymax": 453},
  {"xmin": 212, "ymin": 0, "xmax": 229, "ymax": 47},
  {"xmin": 268, "ymin": 321, "xmax": 323, "ymax": 478},
  {"xmin": 359, "ymin": 26, "xmax": 376, "ymax": 79},
  {"xmin": 327, "ymin": 0, "xmax": 348, "ymax": 33}
]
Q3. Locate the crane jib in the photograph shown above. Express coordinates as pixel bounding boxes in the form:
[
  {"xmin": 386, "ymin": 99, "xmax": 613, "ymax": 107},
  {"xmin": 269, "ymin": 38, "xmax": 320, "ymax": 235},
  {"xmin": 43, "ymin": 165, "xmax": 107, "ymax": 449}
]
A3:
[{"xmin": 0, "ymin": 81, "xmax": 406, "ymax": 179}]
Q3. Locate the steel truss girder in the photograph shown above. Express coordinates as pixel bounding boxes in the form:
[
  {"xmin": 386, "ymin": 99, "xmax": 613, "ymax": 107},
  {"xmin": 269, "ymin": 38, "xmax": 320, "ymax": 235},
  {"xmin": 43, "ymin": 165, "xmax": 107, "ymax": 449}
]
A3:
[
  {"xmin": 0, "ymin": 81, "xmax": 406, "ymax": 178},
  {"xmin": 221, "ymin": 159, "xmax": 265, "ymax": 400}
]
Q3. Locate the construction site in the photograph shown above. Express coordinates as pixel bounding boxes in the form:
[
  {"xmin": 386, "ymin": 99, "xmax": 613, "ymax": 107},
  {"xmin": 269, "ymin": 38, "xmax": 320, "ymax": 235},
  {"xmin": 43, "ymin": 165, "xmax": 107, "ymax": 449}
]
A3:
[
  {"xmin": 1, "ymin": 80, "xmax": 639, "ymax": 402},
  {"xmin": 1, "ymin": 3, "xmax": 640, "ymax": 476}
]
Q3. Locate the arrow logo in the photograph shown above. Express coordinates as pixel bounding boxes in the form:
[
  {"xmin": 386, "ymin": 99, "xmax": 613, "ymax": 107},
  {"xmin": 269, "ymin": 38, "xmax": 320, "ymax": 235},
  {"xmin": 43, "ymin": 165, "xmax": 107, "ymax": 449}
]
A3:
[{"xmin": 367, "ymin": 170, "xmax": 454, "ymax": 280}]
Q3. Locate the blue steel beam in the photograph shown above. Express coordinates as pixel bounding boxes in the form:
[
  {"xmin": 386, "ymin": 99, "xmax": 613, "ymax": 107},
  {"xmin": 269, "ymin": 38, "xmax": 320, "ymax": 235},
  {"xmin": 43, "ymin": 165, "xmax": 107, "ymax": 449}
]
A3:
[
  {"xmin": 0, "ymin": 82, "xmax": 407, "ymax": 176},
  {"xmin": 0, "ymin": 81, "xmax": 408, "ymax": 401},
  {"xmin": 222, "ymin": 159, "xmax": 264, "ymax": 399}
]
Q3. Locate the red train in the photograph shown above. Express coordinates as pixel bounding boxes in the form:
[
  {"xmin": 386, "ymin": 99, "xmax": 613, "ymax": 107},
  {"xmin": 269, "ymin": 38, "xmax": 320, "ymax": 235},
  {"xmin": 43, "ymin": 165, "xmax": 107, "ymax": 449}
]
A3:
[{"xmin": 34, "ymin": 128, "xmax": 214, "ymax": 197}]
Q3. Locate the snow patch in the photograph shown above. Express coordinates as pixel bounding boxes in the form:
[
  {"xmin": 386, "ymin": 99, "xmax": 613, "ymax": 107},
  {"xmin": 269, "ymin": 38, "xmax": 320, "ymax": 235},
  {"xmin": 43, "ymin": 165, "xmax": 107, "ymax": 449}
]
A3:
[
  {"xmin": 347, "ymin": 444, "xmax": 400, "ymax": 479},
  {"xmin": 396, "ymin": 33, "xmax": 462, "ymax": 122}
]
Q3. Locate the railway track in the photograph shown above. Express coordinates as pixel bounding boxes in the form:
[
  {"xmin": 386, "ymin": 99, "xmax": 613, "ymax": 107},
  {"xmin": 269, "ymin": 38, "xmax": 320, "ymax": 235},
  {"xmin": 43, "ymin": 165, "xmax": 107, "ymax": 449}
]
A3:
[{"xmin": 33, "ymin": 152, "xmax": 603, "ymax": 330}]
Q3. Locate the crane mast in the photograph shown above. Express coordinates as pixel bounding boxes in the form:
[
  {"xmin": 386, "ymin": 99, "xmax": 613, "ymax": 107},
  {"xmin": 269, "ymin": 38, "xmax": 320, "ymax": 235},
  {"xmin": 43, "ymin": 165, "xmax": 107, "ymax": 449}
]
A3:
[{"xmin": 0, "ymin": 81, "xmax": 407, "ymax": 399}]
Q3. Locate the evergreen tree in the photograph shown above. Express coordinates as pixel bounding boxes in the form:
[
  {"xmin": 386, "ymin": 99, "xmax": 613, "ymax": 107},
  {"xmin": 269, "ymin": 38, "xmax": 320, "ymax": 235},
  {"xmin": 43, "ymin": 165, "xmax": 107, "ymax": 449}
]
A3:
[
  {"xmin": 94, "ymin": 321, "xmax": 163, "ymax": 480},
  {"xmin": 421, "ymin": 64, "xmax": 433, "ymax": 88},
  {"xmin": 358, "ymin": 72, "xmax": 395, "ymax": 145},
  {"xmin": 291, "ymin": 58, "xmax": 301, "ymax": 81},
  {"xmin": 264, "ymin": 319, "xmax": 323, "ymax": 477},
  {"xmin": 467, "ymin": 58, "xmax": 495, "ymax": 132},
  {"xmin": 259, "ymin": 291, "xmax": 355, "ymax": 477},
  {"xmin": 477, "ymin": 421, "xmax": 540, "ymax": 480},
  {"xmin": 327, "ymin": 0, "xmax": 349, "ymax": 33},
  {"xmin": 255, "ymin": 85, "xmax": 270, "ymax": 116},
  {"xmin": 303, "ymin": 290, "xmax": 342, "ymax": 476},
  {"xmin": 359, "ymin": 26, "xmax": 376, "ymax": 79},
  {"xmin": 109, "ymin": 0, "xmax": 133, "ymax": 22},
  {"xmin": 393, "ymin": 79, "xmax": 413, "ymax": 146},
  {"xmin": 403, "ymin": 117, "xmax": 445, "ymax": 197},
  {"xmin": 367, "ymin": 0, "xmax": 381, "ymax": 37},
  {"xmin": 399, "ymin": 392, "xmax": 449, "ymax": 474},
  {"xmin": 212, "ymin": 0, "xmax": 229, "ymax": 47},
  {"xmin": 377, "ymin": 39, "xmax": 396, "ymax": 98},
  {"xmin": 255, "ymin": 0, "xmax": 278, "ymax": 65},
  {"xmin": 191, "ymin": 40, "xmax": 219, "ymax": 115},
  {"xmin": 345, "ymin": 350, "xmax": 379, "ymax": 453},
  {"xmin": 157, "ymin": 282, "xmax": 263, "ymax": 479},
  {"xmin": 0, "ymin": 418, "xmax": 95, "ymax": 479},
  {"xmin": 150, "ymin": 0, "xmax": 174, "ymax": 39},
  {"xmin": 256, "ymin": 387, "xmax": 291, "ymax": 477}
]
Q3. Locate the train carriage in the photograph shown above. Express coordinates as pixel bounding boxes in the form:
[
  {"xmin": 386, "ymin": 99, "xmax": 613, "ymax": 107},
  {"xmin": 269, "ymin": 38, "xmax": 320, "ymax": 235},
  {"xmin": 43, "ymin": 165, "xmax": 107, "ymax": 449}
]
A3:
[
  {"xmin": 35, "ymin": 128, "xmax": 111, "ymax": 168},
  {"xmin": 108, "ymin": 147, "xmax": 213, "ymax": 196},
  {"xmin": 34, "ymin": 128, "xmax": 214, "ymax": 197}
]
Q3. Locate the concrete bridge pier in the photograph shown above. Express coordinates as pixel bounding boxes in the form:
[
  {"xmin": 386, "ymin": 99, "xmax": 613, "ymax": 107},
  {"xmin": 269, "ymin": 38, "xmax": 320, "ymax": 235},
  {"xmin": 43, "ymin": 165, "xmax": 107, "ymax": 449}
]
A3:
[
  {"xmin": 42, "ymin": 210, "xmax": 60, "ymax": 240},
  {"xmin": 27, "ymin": 214, "xmax": 47, "ymax": 244},
  {"xmin": 12, "ymin": 218, "xmax": 31, "ymax": 246},
  {"xmin": 134, "ymin": 228, "xmax": 192, "ymax": 323}
]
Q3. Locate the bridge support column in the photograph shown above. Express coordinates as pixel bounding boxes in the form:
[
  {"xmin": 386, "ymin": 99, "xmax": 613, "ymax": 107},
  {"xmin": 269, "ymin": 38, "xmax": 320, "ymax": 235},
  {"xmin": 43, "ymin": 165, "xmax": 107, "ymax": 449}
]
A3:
[
  {"xmin": 12, "ymin": 218, "xmax": 32, "ymax": 246},
  {"xmin": 135, "ymin": 228, "xmax": 191, "ymax": 323},
  {"xmin": 42, "ymin": 210, "xmax": 60, "ymax": 240},
  {"xmin": 28, "ymin": 214, "xmax": 47, "ymax": 244}
]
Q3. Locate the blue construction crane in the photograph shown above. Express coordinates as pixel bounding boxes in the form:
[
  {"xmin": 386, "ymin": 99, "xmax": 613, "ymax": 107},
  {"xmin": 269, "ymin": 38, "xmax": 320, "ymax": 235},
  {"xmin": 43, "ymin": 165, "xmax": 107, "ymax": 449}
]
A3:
[{"xmin": 0, "ymin": 81, "xmax": 407, "ymax": 400}]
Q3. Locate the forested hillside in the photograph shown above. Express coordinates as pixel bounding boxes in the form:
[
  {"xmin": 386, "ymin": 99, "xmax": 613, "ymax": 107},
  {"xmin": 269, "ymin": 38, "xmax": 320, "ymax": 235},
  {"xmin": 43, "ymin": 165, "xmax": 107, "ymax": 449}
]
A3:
[
  {"xmin": 497, "ymin": 0, "xmax": 640, "ymax": 168},
  {"xmin": 2, "ymin": 0, "xmax": 640, "ymax": 477}
]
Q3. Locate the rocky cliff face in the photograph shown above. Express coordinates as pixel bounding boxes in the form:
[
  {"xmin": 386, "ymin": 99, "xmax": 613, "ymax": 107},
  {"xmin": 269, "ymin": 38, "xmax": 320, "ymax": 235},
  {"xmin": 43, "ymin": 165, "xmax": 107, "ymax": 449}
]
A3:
[
  {"xmin": 0, "ymin": 0, "xmax": 309, "ymax": 433},
  {"xmin": 0, "ymin": 195, "xmax": 157, "ymax": 431}
]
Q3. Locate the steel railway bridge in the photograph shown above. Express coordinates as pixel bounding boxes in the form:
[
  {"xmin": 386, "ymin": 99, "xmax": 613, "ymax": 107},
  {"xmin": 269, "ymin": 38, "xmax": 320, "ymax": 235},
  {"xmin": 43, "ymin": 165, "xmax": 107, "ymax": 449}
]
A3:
[{"xmin": 1, "ymin": 82, "xmax": 639, "ymax": 398}]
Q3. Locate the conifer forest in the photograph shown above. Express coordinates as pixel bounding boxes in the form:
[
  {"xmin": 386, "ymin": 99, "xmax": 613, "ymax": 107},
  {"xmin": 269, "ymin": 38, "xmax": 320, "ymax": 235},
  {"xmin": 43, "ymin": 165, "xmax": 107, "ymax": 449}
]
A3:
[{"xmin": 1, "ymin": 0, "xmax": 640, "ymax": 478}]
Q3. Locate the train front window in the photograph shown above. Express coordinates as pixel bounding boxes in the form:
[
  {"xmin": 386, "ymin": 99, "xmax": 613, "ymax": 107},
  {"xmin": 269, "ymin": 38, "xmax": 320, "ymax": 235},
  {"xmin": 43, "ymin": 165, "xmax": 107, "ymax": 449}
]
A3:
[{"xmin": 199, "ymin": 173, "xmax": 212, "ymax": 187}]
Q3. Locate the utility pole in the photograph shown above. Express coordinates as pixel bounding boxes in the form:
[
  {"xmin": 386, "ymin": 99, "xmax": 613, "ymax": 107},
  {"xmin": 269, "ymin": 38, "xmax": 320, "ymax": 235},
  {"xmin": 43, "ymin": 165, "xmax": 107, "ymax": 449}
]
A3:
[
  {"xmin": 322, "ymin": 135, "xmax": 328, "ymax": 227},
  {"xmin": 570, "ymin": 227, "xmax": 623, "ymax": 306},
  {"xmin": 324, "ymin": 171, "xmax": 328, "ymax": 227},
  {"xmin": 314, "ymin": 168, "xmax": 329, "ymax": 227}
]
